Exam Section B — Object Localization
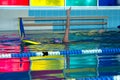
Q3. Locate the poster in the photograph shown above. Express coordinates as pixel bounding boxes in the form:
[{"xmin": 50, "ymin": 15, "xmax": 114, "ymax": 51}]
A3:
[
  {"xmin": 0, "ymin": 0, "xmax": 29, "ymax": 6},
  {"xmin": 99, "ymin": 0, "xmax": 120, "ymax": 6},
  {"xmin": 66, "ymin": 0, "xmax": 97, "ymax": 6},
  {"xmin": 30, "ymin": 0, "xmax": 64, "ymax": 6}
]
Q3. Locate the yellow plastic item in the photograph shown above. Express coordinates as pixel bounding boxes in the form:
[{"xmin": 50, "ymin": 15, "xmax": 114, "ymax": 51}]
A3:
[
  {"xmin": 23, "ymin": 40, "xmax": 41, "ymax": 45},
  {"xmin": 30, "ymin": 55, "xmax": 64, "ymax": 71},
  {"xmin": 28, "ymin": 44, "xmax": 65, "ymax": 51},
  {"xmin": 30, "ymin": 0, "xmax": 64, "ymax": 6}
]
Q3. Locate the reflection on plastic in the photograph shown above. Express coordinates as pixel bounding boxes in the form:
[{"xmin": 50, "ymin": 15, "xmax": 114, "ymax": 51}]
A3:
[
  {"xmin": 0, "ymin": 58, "xmax": 30, "ymax": 72},
  {"xmin": 30, "ymin": 55, "xmax": 64, "ymax": 71}
]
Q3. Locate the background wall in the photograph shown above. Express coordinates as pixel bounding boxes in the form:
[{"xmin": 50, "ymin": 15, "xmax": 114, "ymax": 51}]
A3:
[
  {"xmin": 29, "ymin": 9, "xmax": 120, "ymax": 30},
  {"xmin": 0, "ymin": 9, "xmax": 120, "ymax": 31},
  {"xmin": 0, "ymin": 9, "xmax": 28, "ymax": 31}
]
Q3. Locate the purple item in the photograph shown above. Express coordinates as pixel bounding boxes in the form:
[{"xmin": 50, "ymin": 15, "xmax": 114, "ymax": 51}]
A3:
[{"xmin": 53, "ymin": 38, "xmax": 62, "ymax": 43}]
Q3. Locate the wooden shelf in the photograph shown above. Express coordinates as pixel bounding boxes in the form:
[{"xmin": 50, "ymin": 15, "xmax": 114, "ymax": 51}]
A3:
[
  {"xmin": 24, "ymin": 22, "xmax": 107, "ymax": 26},
  {"xmin": 19, "ymin": 16, "xmax": 108, "ymax": 21}
]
